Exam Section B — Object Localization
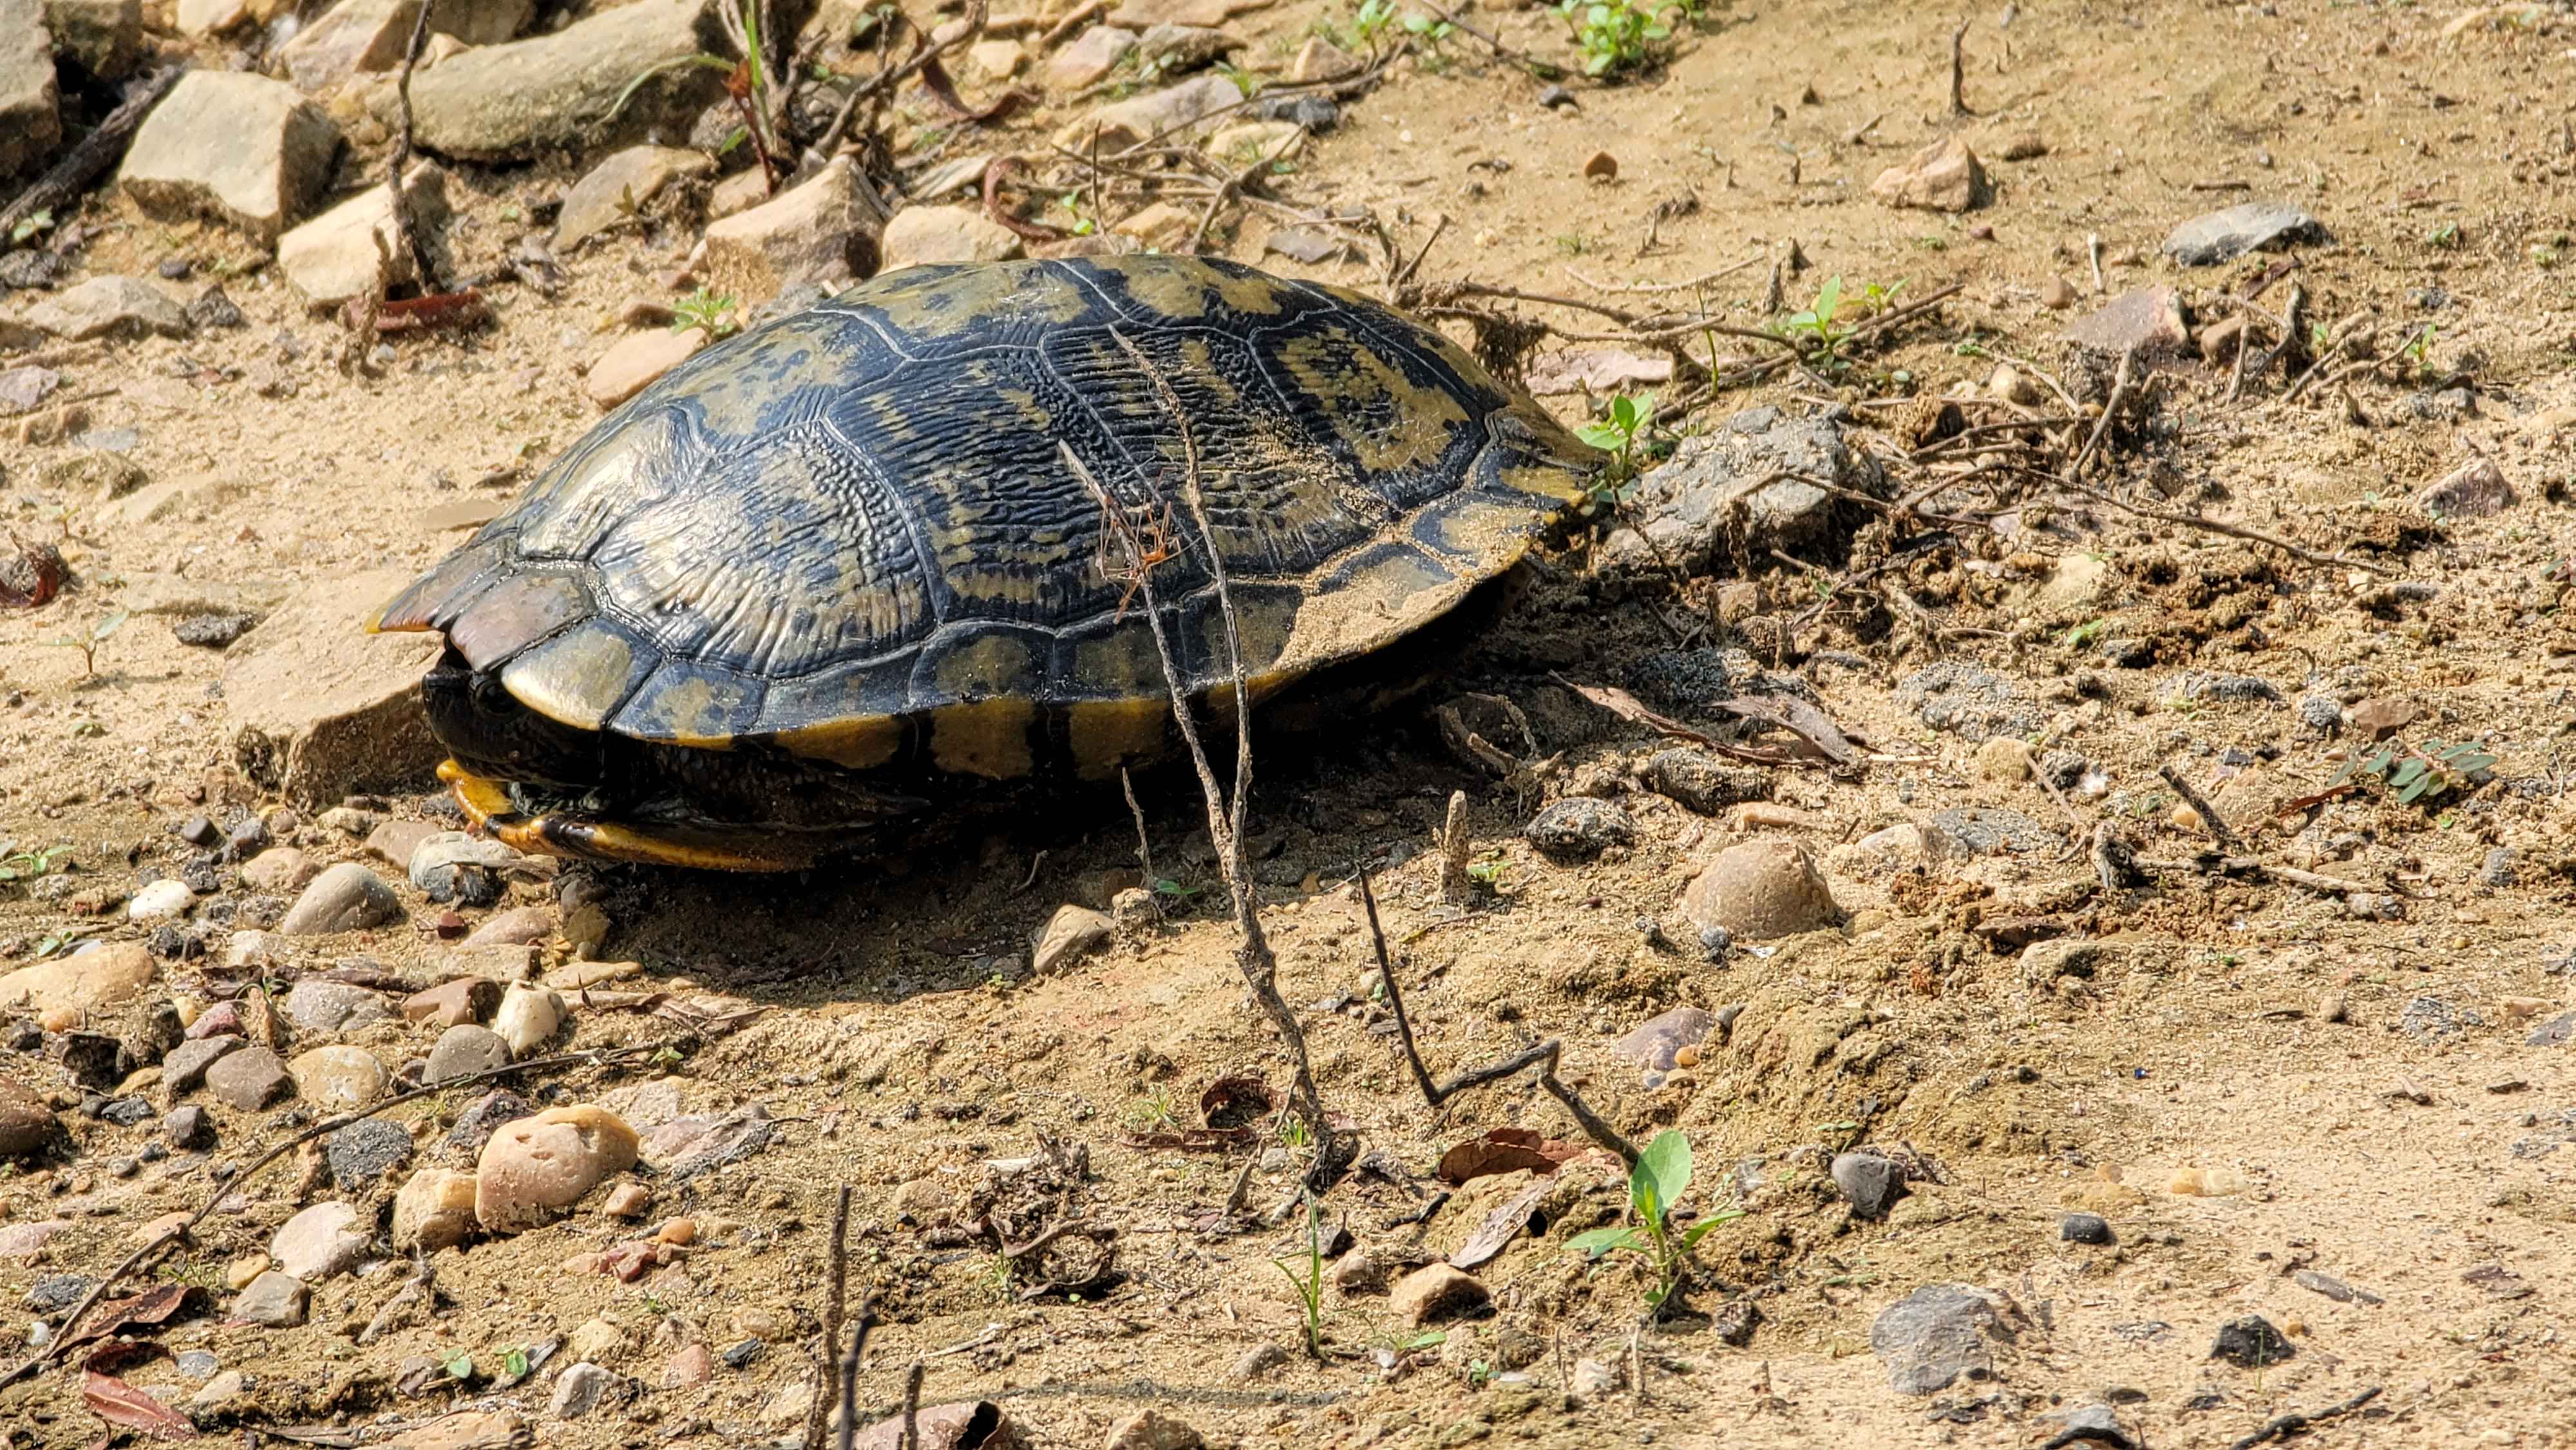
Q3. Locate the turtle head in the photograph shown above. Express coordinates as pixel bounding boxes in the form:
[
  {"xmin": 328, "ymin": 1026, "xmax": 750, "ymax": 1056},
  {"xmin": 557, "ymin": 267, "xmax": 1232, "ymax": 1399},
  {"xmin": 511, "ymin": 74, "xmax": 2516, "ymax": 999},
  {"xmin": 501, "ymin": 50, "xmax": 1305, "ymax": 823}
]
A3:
[{"xmin": 421, "ymin": 650, "xmax": 608, "ymax": 791}]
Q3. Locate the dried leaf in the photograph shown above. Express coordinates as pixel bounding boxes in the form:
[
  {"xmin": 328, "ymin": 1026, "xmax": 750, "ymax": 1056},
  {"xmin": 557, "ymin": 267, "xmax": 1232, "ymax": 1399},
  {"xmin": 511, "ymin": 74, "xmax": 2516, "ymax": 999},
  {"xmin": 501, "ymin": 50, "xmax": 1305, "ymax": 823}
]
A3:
[
  {"xmin": 1523, "ymin": 348, "xmax": 1674, "ymax": 397},
  {"xmin": 1198, "ymin": 1075, "xmax": 1274, "ymax": 1130},
  {"xmin": 1448, "ymin": 1175, "xmax": 1557, "ymax": 1270},
  {"xmin": 1, "ymin": 538, "xmax": 68, "ymax": 608},
  {"xmin": 1437, "ymin": 1127, "xmax": 1579, "ymax": 1186},
  {"xmin": 82, "ymin": 1371, "xmax": 196, "ymax": 1439},
  {"xmin": 918, "ymin": 55, "xmax": 1034, "ymax": 124},
  {"xmin": 58, "ymin": 1285, "xmax": 207, "ymax": 1354},
  {"xmin": 1551, "ymin": 675, "xmax": 1793, "ymax": 765},
  {"xmin": 1706, "ymin": 693, "xmax": 1856, "ymax": 766}
]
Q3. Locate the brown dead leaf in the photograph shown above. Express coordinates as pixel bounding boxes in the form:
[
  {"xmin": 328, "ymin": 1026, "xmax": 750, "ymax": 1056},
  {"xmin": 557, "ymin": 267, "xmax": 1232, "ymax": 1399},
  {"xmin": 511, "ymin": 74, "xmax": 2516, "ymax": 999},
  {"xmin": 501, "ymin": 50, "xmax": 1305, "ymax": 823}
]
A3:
[
  {"xmin": 82, "ymin": 1370, "xmax": 195, "ymax": 1439},
  {"xmin": 1551, "ymin": 676, "xmax": 1794, "ymax": 765},
  {"xmin": 1198, "ymin": 1075, "xmax": 1274, "ymax": 1131},
  {"xmin": 1449, "ymin": 1174, "xmax": 1557, "ymax": 1270},
  {"xmin": 1437, "ymin": 1127, "xmax": 1580, "ymax": 1186},
  {"xmin": 1706, "ymin": 693, "xmax": 1857, "ymax": 766},
  {"xmin": 1523, "ymin": 348, "xmax": 1673, "ymax": 396},
  {"xmin": 57, "ymin": 1285, "xmax": 207, "ymax": 1355}
]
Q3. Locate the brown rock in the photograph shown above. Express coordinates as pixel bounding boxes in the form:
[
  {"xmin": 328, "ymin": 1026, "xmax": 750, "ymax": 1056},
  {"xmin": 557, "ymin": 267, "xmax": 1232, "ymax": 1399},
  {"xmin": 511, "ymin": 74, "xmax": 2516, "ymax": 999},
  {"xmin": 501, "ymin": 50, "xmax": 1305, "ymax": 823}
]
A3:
[
  {"xmin": 392, "ymin": 1167, "xmax": 480, "ymax": 1252},
  {"xmin": 2038, "ymin": 276, "xmax": 2077, "ymax": 310},
  {"xmin": 1869, "ymin": 135, "xmax": 1984, "ymax": 212},
  {"xmin": 1047, "ymin": 23, "xmax": 1135, "ymax": 88},
  {"xmin": 118, "ymin": 72, "xmax": 341, "ymax": 241},
  {"xmin": 205, "ymin": 1045, "xmax": 292, "ymax": 1109},
  {"xmin": 277, "ymin": 162, "xmax": 451, "ymax": 312},
  {"xmin": 1104, "ymin": 1409, "xmax": 1204, "ymax": 1450},
  {"xmin": 2063, "ymin": 286, "xmax": 2189, "ymax": 360},
  {"xmin": 1388, "ymin": 1263, "xmax": 1489, "ymax": 1325},
  {"xmin": 475, "ymin": 1104, "xmax": 640, "ymax": 1232},
  {"xmin": 1054, "ymin": 73, "xmax": 1238, "ymax": 152},
  {"xmin": 0, "ymin": 941, "xmax": 158, "ymax": 1020},
  {"xmin": 877, "ymin": 204, "xmax": 1024, "ymax": 272},
  {"xmin": 0, "ymin": 1077, "xmax": 57, "ymax": 1160},
  {"xmin": 554, "ymin": 144, "xmax": 714, "ymax": 251},
  {"xmin": 2416, "ymin": 457, "xmax": 2516, "ymax": 520},
  {"xmin": 365, "ymin": 818, "xmax": 440, "ymax": 869},
  {"xmin": 462, "ymin": 905, "xmax": 554, "ymax": 946},
  {"xmin": 403, "ymin": 976, "xmax": 501, "ymax": 1026},
  {"xmin": 1681, "ymin": 839, "xmax": 1839, "ymax": 942},
  {"xmin": 1996, "ymin": 131, "xmax": 2046, "ymax": 160},
  {"xmin": 240, "ymin": 846, "xmax": 321, "ymax": 894},
  {"xmin": 698, "ymin": 155, "xmax": 882, "ymax": 305},
  {"xmin": 585, "ymin": 327, "xmax": 706, "ymax": 410},
  {"xmin": 225, "ymin": 571, "xmax": 445, "ymax": 804},
  {"xmin": 1287, "ymin": 33, "xmax": 1356, "ymax": 83}
]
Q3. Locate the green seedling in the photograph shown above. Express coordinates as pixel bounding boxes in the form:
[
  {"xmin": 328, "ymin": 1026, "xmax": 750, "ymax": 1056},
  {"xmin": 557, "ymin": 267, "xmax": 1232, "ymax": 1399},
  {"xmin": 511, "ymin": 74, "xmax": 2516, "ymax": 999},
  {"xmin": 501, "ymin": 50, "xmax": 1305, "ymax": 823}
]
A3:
[
  {"xmin": 2425, "ymin": 221, "xmax": 2461, "ymax": 250},
  {"xmin": 1566, "ymin": 1129, "xmax": 1742, "ymax": 1314},
  {"xmin": 46, "ymin": 610, "xmax": 127, "ymax": 679},
  {"xmin": 1575, "ymin": 391, "xmax": 1653, "ymax": 505},
  {"xmin": 614, "ymin": 0, "xmax": 784, "ymax": 184},
  {"xmin": 1558, "ymin": 0, "xmax": 1669, "ymax": 75},
  {"xmin": 1122, "ymin": 1086, "xmax": 1179, "ymax": 1131},
  {"xmin": 1278, "ymin": 1114, "xmax": 1314, "ymax": 1151},
  {"xmin": 8, "ymin": 209, "xmax": 51, "ymax": 246},
  {"xmin": 1272, "ymin": 1195, "xmax": 1328, "ymax": 1356},
  {"xmin": 0, "ymin": 845, "xmax": 74, "ymax": 883},
  {"xmin": 1343, "ymin": 0, "xmax": 1400, "ymax": 47},
  {"xmin": 670, "ymin": 287, "xmax": 741, "ymax": 340},
  {"xmin": 440, "ymin": 1350, "xmax": 473, "ymax": 1380},
  {"xmin": 2330, "ymin": 737, "xmax": 2495, "ymax": 807},
  {"xmin": 2062, "ymin": 618, "xmax": 2110, "ymax": 650},
  {"xmin": 1151, "ymin": 877, "xmax": 1203, "ymax": 900},
  {"xmin": 1464, "ymin": 856, "xmax": 1507, "ymax": 886},
  {"xmin": 502, "ymin": 1346, "xmax": 530, "ymax": 1380},
  {"xmin": 1054, "ymin": 193, "xmax": 1097, "ymax": 237}
]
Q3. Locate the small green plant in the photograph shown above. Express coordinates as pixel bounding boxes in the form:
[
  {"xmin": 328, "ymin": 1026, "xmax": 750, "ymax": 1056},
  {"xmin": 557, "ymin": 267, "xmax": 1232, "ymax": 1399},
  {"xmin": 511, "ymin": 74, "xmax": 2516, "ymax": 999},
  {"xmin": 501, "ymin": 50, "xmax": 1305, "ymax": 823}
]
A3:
[
  {"xmin": 1566, "ymin": 1129, "xmax": 1741, "ymax": 1315},
  {"xmin": 1575, "ymin": 391, "xmax": 1653, "ymax": 505},
  {"xmin": 8, "ymin": 208, "xmax": 51, "ymax": 245},
  {"xmin": 670, "ymin": 287, "xmax": 741, "ymax": 340},
  {"xmin": 2061, "ymin": 617, "xmax": 2110, "ymax": 650},
  {"xmin": 502, "ymin": 1346, "xmax": 530, "ymax": 1380},
  {"xmin": 2400, "ymin": 324, "xmax": 2438, "ymax": 379},
  {"xmin": 46, "ymin": 610, "xmax": 128, "ymax": 679},
  {"xmin": 1121, "ymin": 1086, "xmax": 1178, "ymax": 1132},
  {"xmin": 1053, "ymin": 193, "xmax": 1097, "ymax": 237},
  {"xmin": 1401, "ymin": 8, "xmax": 1456, "ymax": 45},
  {"xmin": 1278, "ymin": 1114, "xmax": 1313, "ymax": 1151},
  {"xmin": 1272, "ymin": 1196, "xmax": 1328, "ymax": 1356},
  {"xmin": 2424, "ymin": 221, "xmax": 2461, "ymax": 250},
  {"xmin": 1558, "ymin": 0, "xmax": 1670, "ymax": 75},
  {"xmin": 1150, "ymin": 876, "xmax": 1204, "ymax": 900},
  {"xmin": 1342, "ymin": 0, "xmax": 1401, "ymax": 48},
  {"xmin": 440, "ymin": 1350, "xmax": 474, "ymax": 1380},
  {"xmin": 2330, "ymin": 737, "xmax": 2495, "ymax": 807},
  {"xmin": 1464, "ymin": 856, "xmax": 1506, "ymax": 886},
  {"xmin": 614, "ymin": 0, "xmax": 784, "ymax": 184},
  {"xmin": 1217, "ymin": 61, "xmax": 1265, "ymax": 98},
  {"xmin": 0, "ymin": 845, "xmax": 74, "ymax": 883},
  {"xmin": 982, "ymin": 1252, "xmax": 1017, "ymax": 1302},
  {"xmin": 1553, "ymin": 232, "xmax": 1593, "ymax": 256}
]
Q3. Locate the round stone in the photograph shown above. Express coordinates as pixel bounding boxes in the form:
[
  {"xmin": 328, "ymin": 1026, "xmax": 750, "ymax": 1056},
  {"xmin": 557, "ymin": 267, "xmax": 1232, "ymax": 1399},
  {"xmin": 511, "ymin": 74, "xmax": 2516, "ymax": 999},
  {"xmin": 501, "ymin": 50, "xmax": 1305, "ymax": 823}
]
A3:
[{"xmin": 1682, "ymin": 839, "xmax": 1839, "ymax": 941}]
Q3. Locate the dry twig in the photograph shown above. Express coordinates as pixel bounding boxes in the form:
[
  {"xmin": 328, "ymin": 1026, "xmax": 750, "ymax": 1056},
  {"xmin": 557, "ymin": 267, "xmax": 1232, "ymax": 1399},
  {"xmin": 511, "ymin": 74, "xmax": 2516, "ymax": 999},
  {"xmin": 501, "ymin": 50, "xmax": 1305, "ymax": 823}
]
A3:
[{"xmin": 1356, "ymin": 871, "xmax": 1639, "ymax": 1166}]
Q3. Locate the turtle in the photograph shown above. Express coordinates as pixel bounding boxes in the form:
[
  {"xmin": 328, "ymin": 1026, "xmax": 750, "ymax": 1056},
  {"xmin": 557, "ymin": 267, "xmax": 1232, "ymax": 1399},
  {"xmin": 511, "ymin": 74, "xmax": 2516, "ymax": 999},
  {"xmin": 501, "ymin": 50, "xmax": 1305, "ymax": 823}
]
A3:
[{"xmin": 370, "ymin": 254, "xmax": 1599, "ymax": 871}]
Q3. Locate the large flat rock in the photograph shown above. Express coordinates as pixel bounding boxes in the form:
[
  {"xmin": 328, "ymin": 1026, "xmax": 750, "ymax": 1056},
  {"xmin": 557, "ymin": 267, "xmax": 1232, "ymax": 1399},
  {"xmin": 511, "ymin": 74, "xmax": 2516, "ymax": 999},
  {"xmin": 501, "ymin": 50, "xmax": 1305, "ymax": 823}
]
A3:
[
  {"xmin": 410, "ymin": 0, "xmax": 724, "ymax": 162},
  {"xmin": 119, "ymin": 72, "xmax": 341, "ymax": 241},
  {"xmin": 225, "ymin": 569, "xmax": 446, "ymax": 805},
  {"xmin": 0, "ymin": 0, "xmax": 59, "ymax": 178}
]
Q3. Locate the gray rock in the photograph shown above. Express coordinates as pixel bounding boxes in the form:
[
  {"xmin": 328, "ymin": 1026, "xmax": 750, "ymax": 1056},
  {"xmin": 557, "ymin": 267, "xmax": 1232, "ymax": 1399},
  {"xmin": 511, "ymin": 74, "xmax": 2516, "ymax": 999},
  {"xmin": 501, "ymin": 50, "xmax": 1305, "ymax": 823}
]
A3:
[
  {"xmin": 118, "ymin": 72, "xmax": 341, "ymax": 241},
  {"xmin": 1896, "ymin": 661, "xmax": 2040, "ymax": 740},
  {"xmin": 172, "ymin": 1349, "xmax": 220, "ymax": 1382},
  {"xmin": 283, "ymin": 978, "xmax": 396, "ymax": 1033},
  {"xmin": 425, "ymin": 1024, "xmax": 511, "ymax": 1084},
  {"xmin": 44, "ymin": 0, "xmax": 142, "ymax": 79},
  {"xmin": 276, "ymin": 0, "xmax": 533, "ymax": 93},
  {"xmin": 175, "ymin": 608, "xmax": 261, "ymax": 648},
  {"xmin": 2058, "ymin": 1212, "xmax": 2112, "ymax": 1245},
  {"xmin": 1609, "ymin": 406, "xmax": 1886, "ymax": 570},
  {"xmin": 164, "ymin": 1104, "xmax": 214, "ymax": 1150},
  {"xmin": 2036, "ymin": 749, "xmax": 2088, "ymax": 791},
  {"xmin": 2524, "ymin": 1010, "xmax": 2576, "ymax": 1048},
  {"xmin": 162, "ymin": 1035, "xmax": 241, "ymax": 1095},
  {"xmin": 408, "ymin": 831, "xmax": 522, "ymax": 906},
  {"xmin": 1524, "ymin": 797, "xmax": 1634, "ymax": 860},
  {"xmin": 2039, "ymin": 1403, "xmax": 2135, "ymax": 1450},
  {"xmin": 2481, "ymin": 847, "xmax": 2517, "ymax": 889},
  {"xmin": 1612, "ymin": 1007, "xmax": 1715, "ymax": 1077},
  {"xmin": 2400, "ymin": 995, "xmax": 2482, "ymax": 1042},
  {"xmin": 222, "ymin": 570, "xmax": 450, "ymax": 807},
  {"xmin": 2165, "ymin": 671, "xmax": 2282, "ymax": 705},
  {"xmin": 2416, "ymin": 457, "xmax": 2516, "ymax": 520},
  {"xmin": 641, "ymin": 1102, "xmax": 774, "ymax": 1180},
  {"xmin": 550, "ymin": 1360, "xmax": 616, "ymax": 1418},
  {"xmin": 446, "ymin": 1088, "xmax": 531, "ymax": 1158},
  {"xmin": 553, "ymin": 144, "xmax": 713, "ymax": 251},
  {"xmin": 1641, "ymin": 748, "xmax": 1768, "ymax": 814},
  {"xmin": 27, "ymin": 1273, "xmax": 95, "ymax": 1311},
  {"xmin": 1830, "ymin": 1151, "xmax": 1908, "ymax": 1219},
  {"xmin": 278, "ymin": 863, "xmax": 401, "ymax": 936},
  {"xmin": 2164, "ymin": 202, "xmax": 2327, "ymax": 267},
  {"xmin": 204, "ymin": 1045, "xmax": 293, "ymax": 1109},
  {"xmin": 410, "ymin": 0, "xmax": 726, "ymax": 162},
  {"xmin": 23, "ymin": 276, "xmax": 191, "ymax": 341},
  {"xmin": 2296, "ymin": 695, "xmax": 2342, "ymax": 735},
  {"xmin": 0, "ymin": 0, "xmax": 59, "ymax": 178},
  {"xmin": 0, "ymin": 363, "xmax": 60, "ymax": 414},
  {"xmin": 1870, "ymin": 1284, "xmax": 2011, "ymax": 1395},
  {"xmin": 233, "ymin": 1270, "xmax": 308, "ymax": 1328},
  {"xmin": 2209, "ymin": 1314, "xmax": 2294, "ymax": 1369},
  {"xmin": 1928, "ymin": 807, "xmax": 2051, "ymax": 856},
  {"xmin": 326, "ymin": 1117, "xmax": 413, "ymax": 1187},
  {"xmin": 276, "ymin": 162, "xmax": 453, "ymax": 312}
]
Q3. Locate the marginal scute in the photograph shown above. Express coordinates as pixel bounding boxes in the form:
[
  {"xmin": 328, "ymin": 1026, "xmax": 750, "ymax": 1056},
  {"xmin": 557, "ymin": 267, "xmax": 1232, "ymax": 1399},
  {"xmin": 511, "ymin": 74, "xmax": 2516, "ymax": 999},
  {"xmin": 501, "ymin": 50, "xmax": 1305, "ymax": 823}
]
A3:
[
  {"xmin": 447, "ymin": 570, "xmax": 595, "ymax": 671},
  {"xmin": 370, "ymin": 538, "xmax": 506, "ymax": 633},
  {"xmin": 610, "ymin": 659, "xmax": 763, "ymax": 748},
  {"xmin": 1065, "ymin": 698, "xmax": 1169, "ymax": 779},
  {"xmin": 771, "ymin": 715, "xmax": 906, "ymax": 770},
  {"xmin": 929, "ymin": 697, "xmax": 1037, "ymax": 778},
  {"xmin": 498, "ymin": 621, "xmax": 652, "ymax": 731}
]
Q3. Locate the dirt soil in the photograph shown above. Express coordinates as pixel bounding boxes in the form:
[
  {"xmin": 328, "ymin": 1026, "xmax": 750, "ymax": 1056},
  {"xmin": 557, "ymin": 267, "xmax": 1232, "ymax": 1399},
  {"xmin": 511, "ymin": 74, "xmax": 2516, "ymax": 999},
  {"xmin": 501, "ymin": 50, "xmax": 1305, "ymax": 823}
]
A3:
[{"xmin": 6, "ymin": 0, "xmax": 2576, "ymax": 1446}]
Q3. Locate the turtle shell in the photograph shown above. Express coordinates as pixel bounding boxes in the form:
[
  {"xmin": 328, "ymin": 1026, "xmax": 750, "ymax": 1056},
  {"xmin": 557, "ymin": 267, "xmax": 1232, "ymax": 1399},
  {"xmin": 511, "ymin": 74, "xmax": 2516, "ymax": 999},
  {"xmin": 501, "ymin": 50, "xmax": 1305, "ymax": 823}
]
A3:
[{"xmin": 375, "ymin": 255, "xmax": 1596, "ymax": 784}]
